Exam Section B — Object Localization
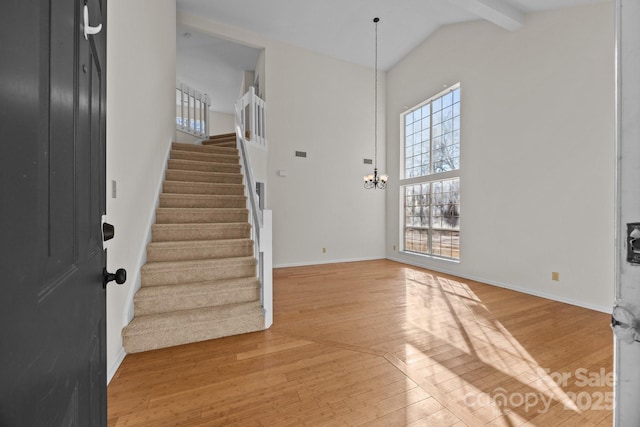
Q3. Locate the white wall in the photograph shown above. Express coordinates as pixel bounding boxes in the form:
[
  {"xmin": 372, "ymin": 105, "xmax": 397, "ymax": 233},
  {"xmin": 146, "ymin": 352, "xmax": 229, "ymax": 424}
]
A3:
[
  {"xmin": 178, "ymin": 12, "xmax": 387, "ymax": 267},
  {"xmin": 209, "ymin": 110, "xmax": 235, "ymax": 135},
  {"xmin": 266, "ymin": 43, "xmax": 386, "ymax": 266},
  {"xmin": 386, "ymin": 3, "xmax": 615, "ymax": 312},
  {"xmin": 105, "ymin": 0, "xmax": 176, "ymax": 381}
]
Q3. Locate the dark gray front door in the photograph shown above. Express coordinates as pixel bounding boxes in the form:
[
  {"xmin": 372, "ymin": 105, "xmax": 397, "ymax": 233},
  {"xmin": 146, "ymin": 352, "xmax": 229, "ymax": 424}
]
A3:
[{"xmin": 0, "ymin": 0, "xmax": 107, "ymax": 425}]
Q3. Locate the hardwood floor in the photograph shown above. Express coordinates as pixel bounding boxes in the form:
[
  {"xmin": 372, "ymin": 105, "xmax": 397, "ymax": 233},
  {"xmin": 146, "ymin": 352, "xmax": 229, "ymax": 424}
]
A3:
[{"xmin": 107, "ymin": 260, "xmax": 613, "ymax": 426}]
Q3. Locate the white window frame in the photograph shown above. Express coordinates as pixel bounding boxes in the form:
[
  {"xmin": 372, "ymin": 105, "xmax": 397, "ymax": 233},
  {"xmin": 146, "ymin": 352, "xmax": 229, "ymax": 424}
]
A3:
[{"xmin": 399, "ymin": 83, "xmax": 461, "ymax": 260}]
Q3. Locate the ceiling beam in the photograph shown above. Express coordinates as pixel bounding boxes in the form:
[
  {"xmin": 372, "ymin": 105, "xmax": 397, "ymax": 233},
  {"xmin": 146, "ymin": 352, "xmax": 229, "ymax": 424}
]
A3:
[{"xmin": 448, "ymin": 0, "xmax": 524, "ymax": 31}]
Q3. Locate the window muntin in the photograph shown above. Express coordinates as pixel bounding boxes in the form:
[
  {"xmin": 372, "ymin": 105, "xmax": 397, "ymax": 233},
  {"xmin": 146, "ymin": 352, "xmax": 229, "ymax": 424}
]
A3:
[
  {"xmin": 401, "ymin": 85, "xmax": 460, "ymax": 260},
  {"xmin": 404, "ymin": 87, "xmax": 460, "ymax": 179}
]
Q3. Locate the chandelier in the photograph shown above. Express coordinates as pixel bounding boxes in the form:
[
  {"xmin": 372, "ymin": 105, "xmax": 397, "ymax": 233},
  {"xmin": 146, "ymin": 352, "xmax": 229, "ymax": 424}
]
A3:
[{"xmin": 364, "ymin": 17, "xmax": 388, "ymax": 190}]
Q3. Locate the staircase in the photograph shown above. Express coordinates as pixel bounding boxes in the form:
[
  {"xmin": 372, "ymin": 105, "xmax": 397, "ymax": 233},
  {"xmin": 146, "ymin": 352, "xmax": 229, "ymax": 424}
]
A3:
[{"xmin": 122, "ymin": 134, "xmax": 265, "ymax": 353}]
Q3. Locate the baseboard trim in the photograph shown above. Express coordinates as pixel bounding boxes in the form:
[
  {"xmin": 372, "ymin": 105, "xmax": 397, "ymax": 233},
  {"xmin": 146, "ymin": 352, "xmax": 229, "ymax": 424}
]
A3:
[
  {"xmin": 274, "ymin": 256, "xmax": 385, "ymax": 269},
  {"xmin": 107, "ymin": 346, "xmax": 126, "ymax": 385},
  {"xmin": 386, "ymin": 255, "xmax": 610, "ymax": 314}
]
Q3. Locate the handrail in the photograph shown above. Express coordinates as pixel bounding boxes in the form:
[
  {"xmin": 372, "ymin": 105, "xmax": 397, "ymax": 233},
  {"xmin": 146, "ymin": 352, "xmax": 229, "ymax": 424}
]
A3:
[
  {"xmin": 235, "ymin": 105, "xmax": 263, "ymax": 231},
  {"xmin": 234, "ymin": 88, "xmax": 272, "ymax": 328}
]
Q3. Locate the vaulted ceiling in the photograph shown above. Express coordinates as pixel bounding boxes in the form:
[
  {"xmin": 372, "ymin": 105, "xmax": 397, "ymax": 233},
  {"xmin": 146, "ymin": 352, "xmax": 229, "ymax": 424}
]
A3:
[{"xmin": 176, "ymin": 0, "xmax": 608, "ymax": 113}]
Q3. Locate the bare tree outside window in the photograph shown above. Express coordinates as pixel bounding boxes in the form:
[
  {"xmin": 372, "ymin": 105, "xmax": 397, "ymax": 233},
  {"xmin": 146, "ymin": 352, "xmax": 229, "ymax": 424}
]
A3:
[{"xmin": 402, "ymin": 85, "xmax": 460, "ymax": 260}]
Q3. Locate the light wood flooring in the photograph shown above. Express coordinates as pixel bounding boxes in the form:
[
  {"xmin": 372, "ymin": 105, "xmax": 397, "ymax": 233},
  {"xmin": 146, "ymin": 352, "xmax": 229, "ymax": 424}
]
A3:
[{"xmin": 108, "ymin": 259, "xmax": 613, "ymax": 426}]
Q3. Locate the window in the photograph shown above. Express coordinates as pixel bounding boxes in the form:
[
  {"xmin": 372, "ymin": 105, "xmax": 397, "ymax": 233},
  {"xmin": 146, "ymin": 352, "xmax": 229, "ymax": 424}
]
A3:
[
  {"xmin": 401, "ymin": 85, "xmax": 460, "ymax": 260},
  {"xmin": 176, "ymin": 84, "xmax": 209, "ymax": 138}
]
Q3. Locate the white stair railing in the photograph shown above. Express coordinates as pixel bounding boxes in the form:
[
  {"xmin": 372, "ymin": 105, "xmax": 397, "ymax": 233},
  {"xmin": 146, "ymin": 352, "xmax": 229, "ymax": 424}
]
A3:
[
  {"xmin": 176, "ymin": 82, "xmax": 209, "ymax": 138},
  {"xmin": 237, "ymin": 86, "xmax": 266, "ymax": 149},
  {"xmin": 234, "ymin": 89, "xmax": 272, "ymax": 328}
]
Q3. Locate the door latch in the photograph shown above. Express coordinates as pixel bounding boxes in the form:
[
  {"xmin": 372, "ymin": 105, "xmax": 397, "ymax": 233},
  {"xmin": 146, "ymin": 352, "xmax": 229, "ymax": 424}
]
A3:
[{"xmin": 627, "ymin": 223, "xmax": 640, "ymax": 264}]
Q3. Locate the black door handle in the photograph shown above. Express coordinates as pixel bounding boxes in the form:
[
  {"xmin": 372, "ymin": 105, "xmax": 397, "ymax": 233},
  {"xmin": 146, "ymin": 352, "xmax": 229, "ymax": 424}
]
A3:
[{"xmin": 103, "ymin": 268, "xmax": 126, "ymax": 287}]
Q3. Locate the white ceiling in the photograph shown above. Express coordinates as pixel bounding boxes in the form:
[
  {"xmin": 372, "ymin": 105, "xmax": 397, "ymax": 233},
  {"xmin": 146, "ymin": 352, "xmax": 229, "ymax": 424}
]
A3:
[
  {"xmin": 176, "ymin": 0, "xmax": 607, "ymax": 113},
  {"xmin": 176, "ymin": 24, "xmax": 261, "ymax": 113}
]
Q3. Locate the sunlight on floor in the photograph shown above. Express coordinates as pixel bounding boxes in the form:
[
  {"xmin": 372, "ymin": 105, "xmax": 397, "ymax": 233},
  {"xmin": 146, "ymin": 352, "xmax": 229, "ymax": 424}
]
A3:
[{"xmin": 401, "ymin": 268, "xmax": 600, "ymax": 424}]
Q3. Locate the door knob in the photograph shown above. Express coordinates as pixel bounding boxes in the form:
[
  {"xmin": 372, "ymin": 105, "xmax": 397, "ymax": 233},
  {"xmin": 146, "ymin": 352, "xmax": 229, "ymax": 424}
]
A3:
[{"xmin": 103, "ymin": 268, "xmax": 126, "ymax": 287}]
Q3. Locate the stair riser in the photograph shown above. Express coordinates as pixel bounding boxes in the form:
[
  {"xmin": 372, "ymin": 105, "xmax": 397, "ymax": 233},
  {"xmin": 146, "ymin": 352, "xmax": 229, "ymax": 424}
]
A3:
[
  {"xmin": 147, "ymin": 244, "xmax": 253, "ymax": 262},
  {"xmin": 155, "ymin": 210, "xmax": 248, "ymax": 224},
  {"xmin": 141, "ymin": 265, "xmax": 256, "ymax": 287},
  {"xmin": 171, "ymin": 143, "xmax": 237, "ymax": 155},
  {"xmin": 202, "ymin": 141, "xmax": 236, "ymax": 148},
  {"xmin": 203, "ymin": 134, "xmax": 236, "ymax": 144},
  {"xmin": 163, "ymin": 182, "xmax": 244, "ymax": 196},
  {"xmin": 135, "ymin": 288, "xmax": 260, "ymax": 316},
  {"xmin": 122, "ymin": 315, "xmax": 264, "ymax": 353},
  {"xmin": 152, "ymin": 226, "xmax": 251, "ymax": 242},
  {"xmin": 159, "ymin": 195, "xmax": 246, "ymax": 209},
  {"xmin": 165, "ymin": 170, "xmax": 243, "ymax": 184},
  {"xmin": 170, "ymin": 151, "xmax": 240, "ymax": 164},
  {"xmin": 168, "ymin": 159, "xmax": 241, "ymax": 174}
]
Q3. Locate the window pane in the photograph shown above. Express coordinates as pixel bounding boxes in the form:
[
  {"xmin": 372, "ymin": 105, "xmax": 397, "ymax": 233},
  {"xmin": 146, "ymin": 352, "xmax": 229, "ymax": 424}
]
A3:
[
  {"xmin": 432, "ymin": 110, "xmax": 442, "ymax": 125},
  {"xmin": 442, "ymin": 106, "xmax": 453, "ymax": 121},
  {"xmin": 442, "ymin": 92, "xmax": 453, "ymax": 108},
  {"xmin": 406, "ymin": 123, "xmax": 413, "ymax": 135},
  {"xmin": 405, "ymin": 111, "xmax": 414, "ymax": 124},
  {"xmin": 421, "ymin": 104, "xmax": 431, "ymax": 118},
  {"xmin": 421, "ymin": 118, "xmax": 430, "ymax": 132},
  {"xmin": 432, "ymin": 97, "xmax": 442, "ymax": 112},
  {"xmin": 431, "ymin": 230, "xmax": 460, "ymax": 258},
  {"xmin": 453, "ymin": 88, "xmax": 460, "ymax": 103}
]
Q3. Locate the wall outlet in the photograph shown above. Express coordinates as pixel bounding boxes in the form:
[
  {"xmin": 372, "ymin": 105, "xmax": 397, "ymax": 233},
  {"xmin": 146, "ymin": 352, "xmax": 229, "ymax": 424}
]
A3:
[
  {"xmin": 393, "ymin": 245, "xmax": 397, "ymax": 251},
  {"xmin": 551, "ymin": 272, "xmax": 560, "ymax": 281},
  {"xmin": 111, "ymin": 180, "xmax": 117, "ymax": 198},
  {"xmin": 322, "ymin": 247, "xmax": 326, "ymax": 253}
]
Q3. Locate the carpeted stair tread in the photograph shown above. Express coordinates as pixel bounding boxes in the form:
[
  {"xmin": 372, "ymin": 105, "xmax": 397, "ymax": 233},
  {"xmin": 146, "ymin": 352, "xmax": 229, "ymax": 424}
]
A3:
[
  {"xmin": 133, "ymin": 277, "xmax": 260, "ymax": 315},
  {"xmin": 171, "ymin": 142, "xmax": 237, "ymax": 155},
  {"xmin": 202, "ymin": 133, "xmax": 236, "ymax": 144},
  {"xmin": 152, "ymin": 223, "xmax": 251, "ymax": 242},
  {"xmin": 141, "ymin": 256, "xmax": 256, "ymax": 286},
  {"xmin": 122, "ymin": 302, "xmax": 264, "ymax": 353},
  {"xmin": 167, "ymin": 159, "xmax": 241, "ymax": 174},
  {"xmin": 159, "ymin": 193, "xmax": 246, "ymax": 209},
  {"xmin": 146, "ymin": 239, "xmax": 253, "ymax": 262},
  {"xmin": 155, "ymin": 207, "xmax": 248, "ymax": 224},
  {"xmin": 170, "ymin": 149, "xmax": 240, "ymax": 164},
  {"xmin": 165, "ymin": 169, "xmax": 243, "ymax": 184},
  {"xmin": 163, "ymin": 181, "xmax": 244, "ymax": 196}
]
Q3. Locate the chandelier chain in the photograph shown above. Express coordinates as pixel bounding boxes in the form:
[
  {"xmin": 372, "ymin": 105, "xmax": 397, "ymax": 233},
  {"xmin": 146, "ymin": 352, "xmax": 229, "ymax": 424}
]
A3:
[{"xmin": 374, "ymin": 17, "xmax": 378, "ymax": 170}]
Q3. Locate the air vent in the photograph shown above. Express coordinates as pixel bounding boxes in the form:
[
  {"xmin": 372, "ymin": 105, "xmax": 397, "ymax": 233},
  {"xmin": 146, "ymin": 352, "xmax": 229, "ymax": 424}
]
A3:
[
  {"xmin": 295, "ymin": 151, "xmax": 307, "ymax": 158},
  {"xmin": 364, "ymin": 158, "xmax": 373, "ymax": 164}
]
